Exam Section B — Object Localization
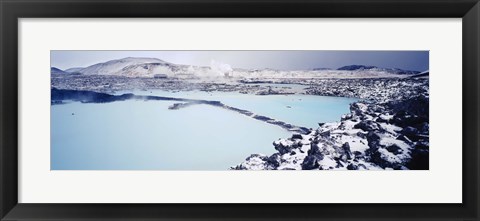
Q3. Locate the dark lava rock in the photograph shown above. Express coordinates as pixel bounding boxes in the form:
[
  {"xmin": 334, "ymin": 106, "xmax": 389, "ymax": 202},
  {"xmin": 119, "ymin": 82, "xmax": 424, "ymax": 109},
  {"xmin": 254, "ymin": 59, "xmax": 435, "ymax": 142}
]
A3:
[
  {"xmin": 366, "ymin": 132, "xmax": 382, "ymax": 150},
  {"xmin": 350, "ymin": 102, "xmax": 368, "ymax": 115},
  {"xmin": 319, "ymin": 130, "xmax": 331, "ymax": 137},
  {"xmin": 369, "ymin": 151, "xmax": 392, "ymax": 169},
  {"xmin": 365, "ymin": 133, "xmax": 396, "ymax": 169},
  {"xmin": 401, "ymin": 126, "xmax": 419, "ymax": 136},
  {"xmin": 338, "ymin": 154, "xmax": 348, "ymax": 163},
  {"xmin": 396, "ymin": 134, "xmax": 413, "ymax": 145},
  {"xmin": 266, "ymin": 153, "xmax": 281, "ymax": 168},
  {"xmin": 415, "ymin": 141, "xmax": 429, "ymax": 150},
  {"xmin": 353, "ymin": 151, "xmax": 364, "ymax": 158},
  {"xmin": 356, "ymin": 131, "xmax": 367, "ymax": 139},
  {"xmin": 354, "ymin": 120, "xmax": 380, "ymax": 131},
  {"xmin": 336, "ymin": 161, "xmax": 345, "ymax": 168},
  {"xmin": 400, "ymin": 126, "xmax": 422, "ymax": 141},
  {"xmin": 375, "ymin": 115, "xmax": 389, "ymax": 123},
  {"xmin": 51, "ymin": 88, "xmax": 135, "ymax": 103},
  {"xmin": 253, "ymin": 115, "xmax": 273, "ymax": 121},
  {"xmin": 388, "ymin": 94, "xmax": 429, "ymax": 118},
  {"xmin": 302, "ymin": 155, "xmax": 322, "ymax": 170},
  {"xmin": 390, "ymin": 111, "xmax": 428, "ymax": 128},
  {"xmin": 299, "ymin": 127, "xmax": 311, "ymax": 134},
  {"xmin": 273, "ymin": 140, "xmax": 300, "ymax": 155},
  {"xmin": 386, "ymin": 144, "xmax": 403, "ymax": 155},
  {"xmin": 302, "ymin": 142, "xmax": 327, "ymax": 170},
  {"xmin": 347, "ymin": 164, "xmax": 358, "ymax": 170},
  {"xmin": 291, "ymin": 134, "xmax": 303, "ymax": 140},
  {"xmin": 357, "ymin": 164, "xmax": 368, "ymax": 170},
  {"xmin": 308, "ymin": 143, "xmax": 322, "ymax": 156},
  {"xmin": 342, "ymin": 142, "xmax": 352, "ymax": 160},
  {"xmin": 416, "ymin": 122, "xmax": 429, "ymax": 134},
  {"xmin": 370, "ymin": 105, "xmax": 386, "ymax": 113}
]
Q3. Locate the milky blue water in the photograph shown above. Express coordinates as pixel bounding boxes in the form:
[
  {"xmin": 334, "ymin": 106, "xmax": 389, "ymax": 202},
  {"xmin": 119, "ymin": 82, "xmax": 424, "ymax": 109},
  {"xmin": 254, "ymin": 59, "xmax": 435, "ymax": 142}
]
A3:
[
  {"xmin": 51, "ymin": 91, "xmax": 357, "ymax": 170},
  {"xmin": 114, "ymin": 89, "xmax": 356, "ymax": 129}
]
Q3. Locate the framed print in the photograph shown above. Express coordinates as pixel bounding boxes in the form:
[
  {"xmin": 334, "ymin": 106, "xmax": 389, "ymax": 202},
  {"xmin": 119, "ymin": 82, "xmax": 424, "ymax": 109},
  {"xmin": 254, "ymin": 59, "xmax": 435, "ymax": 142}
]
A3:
[{"xmin": 1, "ymin": 0, "xmax": 479, "ymax": 220}]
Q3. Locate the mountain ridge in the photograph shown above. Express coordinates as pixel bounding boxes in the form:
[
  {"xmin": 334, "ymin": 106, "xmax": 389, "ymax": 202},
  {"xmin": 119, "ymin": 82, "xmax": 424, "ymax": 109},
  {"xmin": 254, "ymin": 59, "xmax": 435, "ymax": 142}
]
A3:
[
  {"xmin": 51, "ymin": 67, "xmax": 69, "ymax": 75},
  {"xmin": 337, "ymin": 65, "xmax": 420, "ymax": 75},
  {"xmin": 52, "ymin": 57, "xmax": 425, "ymax": 77}
]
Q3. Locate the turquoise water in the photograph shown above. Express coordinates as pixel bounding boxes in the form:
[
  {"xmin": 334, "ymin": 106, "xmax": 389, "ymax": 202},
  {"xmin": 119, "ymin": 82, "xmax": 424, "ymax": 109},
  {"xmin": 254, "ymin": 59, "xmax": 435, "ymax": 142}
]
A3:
[
  {"xmin": 51, "ymin": 91, "xmax": 357, "ymax": 170},
  {"xmin": 114, "ymin": 90, "xmax": 357, "ymax": 128}
]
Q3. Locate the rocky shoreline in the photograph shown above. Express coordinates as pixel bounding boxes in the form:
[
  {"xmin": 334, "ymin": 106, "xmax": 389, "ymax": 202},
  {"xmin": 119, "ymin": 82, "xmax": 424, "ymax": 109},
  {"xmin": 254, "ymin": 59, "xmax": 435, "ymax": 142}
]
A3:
[
  {"xmin": 232, "ymin": 77, "xmax": 429, "ymax": 170},
  {"xmin": 51, "ymin": 74, "xmax": 301, "ymax": 95}
]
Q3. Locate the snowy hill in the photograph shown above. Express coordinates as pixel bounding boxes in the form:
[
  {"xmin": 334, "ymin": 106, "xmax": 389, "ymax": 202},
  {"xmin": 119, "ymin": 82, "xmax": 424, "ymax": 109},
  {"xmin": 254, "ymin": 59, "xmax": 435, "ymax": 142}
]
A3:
[
  {"xmin": 58, "ymin": 57, "xmax": 423, "ymax": 79},
  {"xmin": 338, "ymin": 65, "xmax": 420, "ymax": 75},
  {"xmin": 51, "ymin": 67, "xmax": 69, "ymax": 75},
  {"xmin": 312, "ymin": 67, "xmax": 332, "ymax": 71},
  {"xmin": 76, "ymin": 57, "xmax": 176, "ymax": 77},
  {"xmin": 115, "ymin": 62, "xmax": 182, "ymax": 77},
  {"xmin": 64, "ymin": 67, "xmax": 84, "ymax": 73},
  {"xmin": 408, "ymin": 70, "xmax": 429, "ymax": 78},
  {"xmin": 338, "ymin": 65, "xmax": 377, "ymax": 71}
]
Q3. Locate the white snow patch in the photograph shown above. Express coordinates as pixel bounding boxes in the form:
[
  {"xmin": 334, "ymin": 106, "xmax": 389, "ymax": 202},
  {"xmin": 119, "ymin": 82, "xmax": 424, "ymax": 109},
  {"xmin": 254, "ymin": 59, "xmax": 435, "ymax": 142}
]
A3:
[{"xmin": 379, "ymin": 123, "xmax": 402, "ymax": 134}]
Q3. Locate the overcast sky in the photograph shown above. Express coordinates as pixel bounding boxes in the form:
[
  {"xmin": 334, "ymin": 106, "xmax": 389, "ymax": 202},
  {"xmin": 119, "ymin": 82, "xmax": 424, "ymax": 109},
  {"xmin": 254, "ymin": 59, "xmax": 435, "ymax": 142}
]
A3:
[{"xmin": 51, "ymin": 50, "xmax": 429, "ymax": 71}]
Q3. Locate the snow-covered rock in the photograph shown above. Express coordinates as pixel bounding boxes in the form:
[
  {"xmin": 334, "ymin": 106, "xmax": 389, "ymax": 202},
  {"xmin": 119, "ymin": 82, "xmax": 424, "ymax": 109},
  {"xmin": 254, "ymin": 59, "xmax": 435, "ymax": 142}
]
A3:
[{"xmin": 232, "ymin": 78, "xmax": 429, "ymax": 170}]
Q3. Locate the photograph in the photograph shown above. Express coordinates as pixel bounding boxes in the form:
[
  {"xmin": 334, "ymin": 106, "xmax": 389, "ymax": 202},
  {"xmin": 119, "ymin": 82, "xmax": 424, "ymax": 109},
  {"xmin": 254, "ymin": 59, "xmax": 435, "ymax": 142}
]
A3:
[
  {"xmin": 50, "ymin": 50, "xmax": 429, "ymax": 170},
  {"xmin": 3, "ymin": 0, "xmax": 477, "ymax": 219}
]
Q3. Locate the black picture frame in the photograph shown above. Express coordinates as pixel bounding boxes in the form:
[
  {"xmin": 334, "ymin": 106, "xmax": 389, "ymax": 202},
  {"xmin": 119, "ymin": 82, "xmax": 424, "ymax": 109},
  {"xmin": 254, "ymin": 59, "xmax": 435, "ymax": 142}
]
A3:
[{"xmin": 1, "ymin": 0, "xmax": 479, "ymax": 220}]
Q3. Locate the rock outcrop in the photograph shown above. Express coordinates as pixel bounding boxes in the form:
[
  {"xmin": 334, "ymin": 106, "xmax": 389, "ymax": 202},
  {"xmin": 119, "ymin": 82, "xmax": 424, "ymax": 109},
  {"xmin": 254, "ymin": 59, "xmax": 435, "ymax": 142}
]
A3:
[{"xmin": 232, "ymin": 78, "xmax": 429, "ymax": 170}]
